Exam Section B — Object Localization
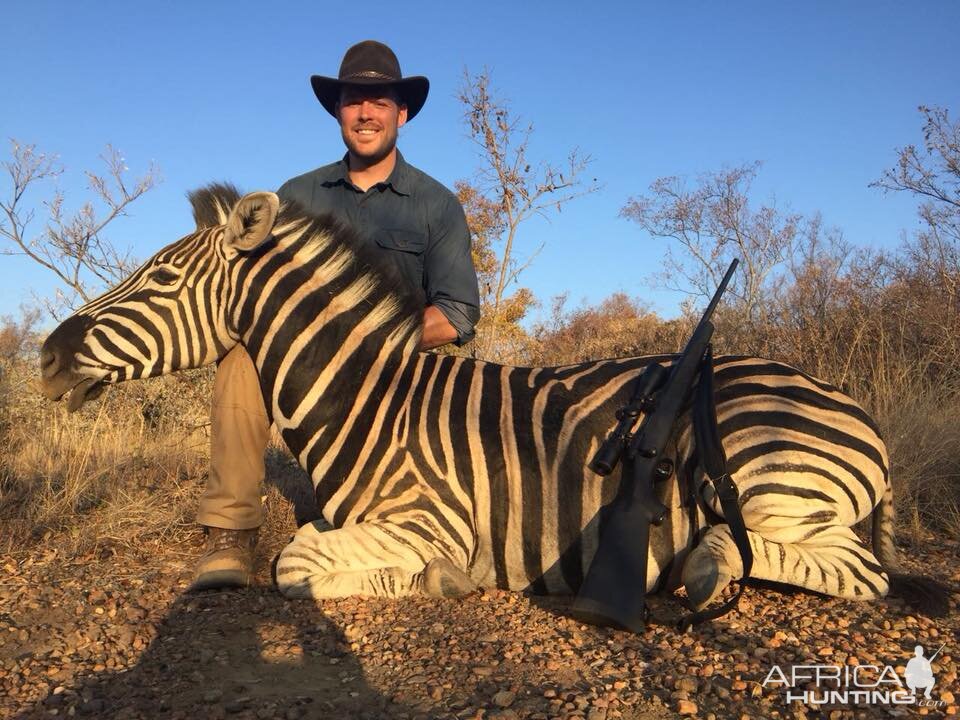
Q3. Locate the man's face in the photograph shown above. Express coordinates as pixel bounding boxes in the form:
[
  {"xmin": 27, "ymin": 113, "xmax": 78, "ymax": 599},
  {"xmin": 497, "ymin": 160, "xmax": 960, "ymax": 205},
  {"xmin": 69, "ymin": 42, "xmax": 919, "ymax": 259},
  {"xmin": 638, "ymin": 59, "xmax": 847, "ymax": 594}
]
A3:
[{"xmin": 337, "ymin": 85, "xmax": 408, "ymax": 165}]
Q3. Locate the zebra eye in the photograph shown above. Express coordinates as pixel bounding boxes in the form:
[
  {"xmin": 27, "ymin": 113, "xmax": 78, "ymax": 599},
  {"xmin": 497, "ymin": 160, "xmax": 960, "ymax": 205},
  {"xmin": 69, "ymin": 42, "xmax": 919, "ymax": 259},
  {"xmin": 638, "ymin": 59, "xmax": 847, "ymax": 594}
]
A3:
[{"xmin": 149, "ymin": 267, "xmax": 180, "ymax": 286}]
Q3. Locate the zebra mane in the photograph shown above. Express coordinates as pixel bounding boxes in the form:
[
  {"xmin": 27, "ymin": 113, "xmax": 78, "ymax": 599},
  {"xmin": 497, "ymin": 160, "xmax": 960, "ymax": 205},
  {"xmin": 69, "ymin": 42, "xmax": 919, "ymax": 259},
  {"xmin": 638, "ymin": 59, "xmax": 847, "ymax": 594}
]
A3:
[
  {"xmin": 188, "ymin": 183, "xmax": 243, "ymax": 229},
  {"xmin": 187, "ymin": 181, "xmax": 424, "ymax": 330},
  {"xmin": 273, "ymin": 199, "xmax": 425, "ymax": 321}
]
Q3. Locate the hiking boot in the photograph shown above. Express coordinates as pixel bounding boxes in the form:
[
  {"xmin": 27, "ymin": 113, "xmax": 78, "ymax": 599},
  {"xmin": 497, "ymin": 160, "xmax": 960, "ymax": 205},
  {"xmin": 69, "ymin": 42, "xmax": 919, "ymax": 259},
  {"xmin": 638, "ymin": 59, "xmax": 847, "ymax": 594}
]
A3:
[{"xmin": 191, "ymin": 527, "xmax": 258, "ymax": 591}]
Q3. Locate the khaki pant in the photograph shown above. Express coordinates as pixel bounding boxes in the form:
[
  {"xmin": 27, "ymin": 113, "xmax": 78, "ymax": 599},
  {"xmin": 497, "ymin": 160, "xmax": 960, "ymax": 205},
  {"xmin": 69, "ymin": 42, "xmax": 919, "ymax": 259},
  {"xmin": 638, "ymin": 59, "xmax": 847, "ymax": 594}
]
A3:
[{"xmin": 197, "ymin": 345, "xmax": 271, "ymax": 530}]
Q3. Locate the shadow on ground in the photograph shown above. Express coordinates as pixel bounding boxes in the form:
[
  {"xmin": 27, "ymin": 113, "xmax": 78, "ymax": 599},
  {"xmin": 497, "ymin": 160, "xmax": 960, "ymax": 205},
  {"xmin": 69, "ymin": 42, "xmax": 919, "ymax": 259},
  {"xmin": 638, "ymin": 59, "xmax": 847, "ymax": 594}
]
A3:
[{"xmin": 17, "ymin": 584, "xmax": 407, "ymax": 720}]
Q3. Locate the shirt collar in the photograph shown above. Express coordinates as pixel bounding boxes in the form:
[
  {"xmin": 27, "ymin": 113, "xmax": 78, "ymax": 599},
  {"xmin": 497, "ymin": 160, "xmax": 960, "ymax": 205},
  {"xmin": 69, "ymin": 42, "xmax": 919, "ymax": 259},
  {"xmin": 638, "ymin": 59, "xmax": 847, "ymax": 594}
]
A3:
[
  {"xmin": 331, "ymin": 150, "xmax": 412, "ymax": 196},
  {"xmin": 385, "ymin": 150, "xmax": 412, "ymax": 196}
]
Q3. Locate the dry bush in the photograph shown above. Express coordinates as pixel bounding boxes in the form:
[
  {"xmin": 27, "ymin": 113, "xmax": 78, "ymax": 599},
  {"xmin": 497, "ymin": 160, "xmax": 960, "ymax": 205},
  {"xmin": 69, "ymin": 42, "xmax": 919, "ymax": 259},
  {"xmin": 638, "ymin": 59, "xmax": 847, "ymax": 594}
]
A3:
[
  {"xmin": 530, "ymin": 293, "xmax": 685, "ymax": 365},
  {"xmin": 878, "ymin": 383, "xmax": 960, "ymax": 539},
  {"xmin": 453, "ymin": 71, "xmax": 600, "ymax": 364}
]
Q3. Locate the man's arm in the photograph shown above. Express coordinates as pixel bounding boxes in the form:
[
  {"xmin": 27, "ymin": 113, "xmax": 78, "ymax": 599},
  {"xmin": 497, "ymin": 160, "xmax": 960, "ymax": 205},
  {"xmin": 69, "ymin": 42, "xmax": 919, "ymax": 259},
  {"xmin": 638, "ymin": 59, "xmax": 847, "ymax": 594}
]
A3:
[
  {"xmin": 419, "ymin": 305, "xmax": 459, "ymax": 350},
  {"xmin": 423, "ymin": 193, "xmax": 481, "ymax": 347}
]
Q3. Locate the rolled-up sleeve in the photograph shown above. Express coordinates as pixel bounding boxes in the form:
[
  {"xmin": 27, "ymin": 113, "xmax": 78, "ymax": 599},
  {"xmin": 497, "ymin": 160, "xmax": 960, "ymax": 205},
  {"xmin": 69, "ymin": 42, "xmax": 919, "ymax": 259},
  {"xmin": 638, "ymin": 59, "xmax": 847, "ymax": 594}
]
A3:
[{"xmin": 426, "ymin": 193, "xmax": 481, "ymax": 346}]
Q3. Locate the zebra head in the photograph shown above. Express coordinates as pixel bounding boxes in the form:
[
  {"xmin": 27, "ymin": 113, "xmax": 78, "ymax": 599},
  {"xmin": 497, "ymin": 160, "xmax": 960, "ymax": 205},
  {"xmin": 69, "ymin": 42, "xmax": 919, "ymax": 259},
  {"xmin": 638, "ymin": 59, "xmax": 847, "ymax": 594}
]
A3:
[{"xmin": 40, "ymin": 185, "xmax": 280, "ymax": 411}]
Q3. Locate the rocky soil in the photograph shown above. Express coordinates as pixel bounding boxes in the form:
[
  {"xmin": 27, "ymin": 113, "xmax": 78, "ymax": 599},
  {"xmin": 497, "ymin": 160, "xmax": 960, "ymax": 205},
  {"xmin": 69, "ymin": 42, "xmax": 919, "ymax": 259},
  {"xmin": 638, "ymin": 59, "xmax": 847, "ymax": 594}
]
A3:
[{"xmin": 1, "ymin": 529, "xmax": 958, "ymax": 720}]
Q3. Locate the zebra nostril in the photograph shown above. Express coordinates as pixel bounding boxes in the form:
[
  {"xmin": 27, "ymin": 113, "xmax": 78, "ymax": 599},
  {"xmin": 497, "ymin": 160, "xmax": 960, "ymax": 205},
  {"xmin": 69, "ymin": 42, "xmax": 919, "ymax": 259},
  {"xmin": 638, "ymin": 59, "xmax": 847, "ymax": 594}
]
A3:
[{"xmin": 40, "ymin": 347, "xmax": 58, "ymax": 378}]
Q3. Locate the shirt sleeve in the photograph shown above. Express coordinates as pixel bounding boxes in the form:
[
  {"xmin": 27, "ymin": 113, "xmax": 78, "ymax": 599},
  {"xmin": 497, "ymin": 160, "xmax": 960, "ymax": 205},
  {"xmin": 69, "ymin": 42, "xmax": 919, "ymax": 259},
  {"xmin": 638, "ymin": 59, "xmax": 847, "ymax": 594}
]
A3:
[{"xmin": 425, "ymin": 192, "xmax": 481, "ymax": 346}]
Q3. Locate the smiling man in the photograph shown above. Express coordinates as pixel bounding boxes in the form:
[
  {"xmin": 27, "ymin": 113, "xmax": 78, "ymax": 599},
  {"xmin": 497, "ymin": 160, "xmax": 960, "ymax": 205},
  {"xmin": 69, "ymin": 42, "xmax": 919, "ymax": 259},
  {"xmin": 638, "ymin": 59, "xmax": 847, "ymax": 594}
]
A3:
[{"xmin": 192, "ymin": 40, "xmax": 480, "ymax": 590}]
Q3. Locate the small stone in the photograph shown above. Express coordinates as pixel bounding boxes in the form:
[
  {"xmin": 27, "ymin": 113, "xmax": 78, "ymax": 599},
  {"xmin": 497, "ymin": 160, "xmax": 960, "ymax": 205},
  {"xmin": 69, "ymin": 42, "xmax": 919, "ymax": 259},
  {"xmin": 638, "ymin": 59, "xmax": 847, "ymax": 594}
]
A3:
[
  {"xmin": 677, "ymin": 677, "xmax": 698, "ymax": 693},
  {"xmin": 731, "ymin": 680, "xmax": 747, "ymax": 691},
  {"xmin": 82, "ymin": 699, "xmax": 105, "ymax": 714},
  {"xmin": 203, "ymin": 689, "xmax": 223, "ymax": 704},
  {"xmin": 226, "ymin": 697, "xmax": 251, "ymax": 713},
  {"xmin": 941, "ymin": 692, "xmax": 955, "ymax": 704},
  {"xmin": 677, "ymin": 699, "xmax": 698, "ymax": 715},
  {"xmin": 492, "ymin": 690, "xmax": 515, "ymax": 708}
]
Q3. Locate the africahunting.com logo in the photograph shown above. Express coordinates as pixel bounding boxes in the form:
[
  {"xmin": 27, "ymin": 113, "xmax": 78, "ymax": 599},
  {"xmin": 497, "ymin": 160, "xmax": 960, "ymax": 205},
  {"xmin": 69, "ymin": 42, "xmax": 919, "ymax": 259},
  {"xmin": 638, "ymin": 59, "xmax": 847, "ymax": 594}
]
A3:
[{"xmin": 762, "ymin": 644, "xmax": 948, "ymax": 708}]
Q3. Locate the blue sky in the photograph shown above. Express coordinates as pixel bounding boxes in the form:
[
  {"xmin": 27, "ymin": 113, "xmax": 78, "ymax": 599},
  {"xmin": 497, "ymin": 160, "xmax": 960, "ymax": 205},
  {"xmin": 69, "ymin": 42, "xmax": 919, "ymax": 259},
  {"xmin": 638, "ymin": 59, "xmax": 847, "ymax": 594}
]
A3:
[{"xmin": 2, "ymin": 1, "xmax": 958, "ymax": 325}]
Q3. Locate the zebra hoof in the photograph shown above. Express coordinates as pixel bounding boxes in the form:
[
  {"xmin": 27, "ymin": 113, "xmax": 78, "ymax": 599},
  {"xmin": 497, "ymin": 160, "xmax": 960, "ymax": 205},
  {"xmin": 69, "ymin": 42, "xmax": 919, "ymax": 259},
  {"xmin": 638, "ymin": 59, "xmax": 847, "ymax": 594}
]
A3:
[
  {"xmin": 423, "ymin": 558, "xmax": 477, "ymax": 598},
  {"xmin": 681, "ymin": 552, "xmax": 732, "ymax": 611}
]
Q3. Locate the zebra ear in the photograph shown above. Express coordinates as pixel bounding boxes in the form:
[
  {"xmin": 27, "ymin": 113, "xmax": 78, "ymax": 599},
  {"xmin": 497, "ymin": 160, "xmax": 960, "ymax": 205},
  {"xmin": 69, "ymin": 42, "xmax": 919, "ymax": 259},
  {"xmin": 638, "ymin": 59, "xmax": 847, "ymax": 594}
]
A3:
[{"xmin": 223, "ymin": 192, "xmax": 280, "ymax": 253}]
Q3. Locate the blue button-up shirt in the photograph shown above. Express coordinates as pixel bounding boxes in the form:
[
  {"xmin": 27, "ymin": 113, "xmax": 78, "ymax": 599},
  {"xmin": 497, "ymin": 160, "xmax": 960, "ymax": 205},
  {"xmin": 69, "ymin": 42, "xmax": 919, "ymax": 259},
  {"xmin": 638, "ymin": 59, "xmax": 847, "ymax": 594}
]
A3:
[{"xmin": 277, "ymin": 152, "xmax": 480, "ymax": 345}]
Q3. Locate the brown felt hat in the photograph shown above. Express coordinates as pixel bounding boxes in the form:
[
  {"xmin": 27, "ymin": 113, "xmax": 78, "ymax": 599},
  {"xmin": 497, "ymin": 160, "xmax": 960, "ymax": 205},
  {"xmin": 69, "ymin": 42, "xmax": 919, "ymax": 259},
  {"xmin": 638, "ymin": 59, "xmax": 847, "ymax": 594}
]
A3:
[{"xmin": 310, "ymin": 40, "xmax": 430, "ymax": 121}]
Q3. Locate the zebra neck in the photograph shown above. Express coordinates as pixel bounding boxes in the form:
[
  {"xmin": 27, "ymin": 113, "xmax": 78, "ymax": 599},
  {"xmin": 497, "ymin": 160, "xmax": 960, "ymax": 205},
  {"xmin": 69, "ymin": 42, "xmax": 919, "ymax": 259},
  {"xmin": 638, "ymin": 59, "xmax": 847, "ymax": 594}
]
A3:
[
  {"xmin": 242, "ymin": 286, "xmax": 420, "ymax": 417},
  {"xmin": 243, "ymin": 298, "xmax": 419, "ymax": 465},
  {"xmin": 226, "ymin": 220, "xmax": 422, "ymax": 469},
  {"xmin": 252, "ymin": 322, "xmax": 421, "ymax": 498}
]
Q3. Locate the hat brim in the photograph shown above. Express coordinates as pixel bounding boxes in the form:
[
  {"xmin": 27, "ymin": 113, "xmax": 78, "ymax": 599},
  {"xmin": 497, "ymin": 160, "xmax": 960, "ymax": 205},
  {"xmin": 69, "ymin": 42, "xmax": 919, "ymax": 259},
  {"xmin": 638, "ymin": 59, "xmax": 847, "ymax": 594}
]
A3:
[{"xmin": 310, "ymin": 75, "xmax": 429, "ymax": 121}]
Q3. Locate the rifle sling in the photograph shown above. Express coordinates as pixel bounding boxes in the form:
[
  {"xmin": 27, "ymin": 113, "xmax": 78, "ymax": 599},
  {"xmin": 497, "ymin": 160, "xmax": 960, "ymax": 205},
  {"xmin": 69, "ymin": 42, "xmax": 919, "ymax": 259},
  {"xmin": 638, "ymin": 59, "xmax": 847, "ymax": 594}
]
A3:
[{"xmin": 678, "ymin": 346, "xmax": 754, "ymax": 632}]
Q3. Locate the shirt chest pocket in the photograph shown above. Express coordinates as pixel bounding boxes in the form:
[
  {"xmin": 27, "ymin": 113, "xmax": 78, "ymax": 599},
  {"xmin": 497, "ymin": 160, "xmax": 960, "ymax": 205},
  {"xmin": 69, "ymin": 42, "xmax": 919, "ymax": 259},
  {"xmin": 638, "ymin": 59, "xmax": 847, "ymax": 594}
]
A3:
[{"xmin": 375, "ymin": 229, "xmax": 427, "ymax": 255}]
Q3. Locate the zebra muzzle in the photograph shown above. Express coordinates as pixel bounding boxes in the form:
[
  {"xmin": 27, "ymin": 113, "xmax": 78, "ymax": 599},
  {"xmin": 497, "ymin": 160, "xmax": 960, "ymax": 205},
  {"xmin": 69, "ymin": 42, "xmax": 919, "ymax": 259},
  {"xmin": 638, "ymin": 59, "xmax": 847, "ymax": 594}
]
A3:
[{"xmin": 65, "ymin": 377, "xmax": 105, "ymax": 412}]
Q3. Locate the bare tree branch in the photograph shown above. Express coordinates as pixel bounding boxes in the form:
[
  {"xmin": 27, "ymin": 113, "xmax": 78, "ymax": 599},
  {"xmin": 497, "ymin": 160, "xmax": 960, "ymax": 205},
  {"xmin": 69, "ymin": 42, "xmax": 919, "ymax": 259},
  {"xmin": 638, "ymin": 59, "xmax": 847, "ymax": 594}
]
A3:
[
  {"xmin": 873, "ymin": 105, "xmax": 960, "ymax": 259},
  {"xmin": 0, "ymin": 140, "xmax": 159, "ymax": 319},
  {"xmin": 455, "ymin": 69, "xmax": 601, "ymax": 361},
  {"xmin": 620, "ymin": 162, "xmax": 800, "ymax": 325}
]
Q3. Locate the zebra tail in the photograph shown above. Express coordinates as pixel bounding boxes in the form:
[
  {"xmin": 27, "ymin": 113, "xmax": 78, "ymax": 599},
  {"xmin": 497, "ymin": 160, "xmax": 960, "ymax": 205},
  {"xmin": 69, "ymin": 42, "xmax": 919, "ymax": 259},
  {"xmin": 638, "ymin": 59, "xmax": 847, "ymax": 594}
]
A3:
[{"xmin": 873, "ymin": 478, "xmax": 953, "ymax": 617}]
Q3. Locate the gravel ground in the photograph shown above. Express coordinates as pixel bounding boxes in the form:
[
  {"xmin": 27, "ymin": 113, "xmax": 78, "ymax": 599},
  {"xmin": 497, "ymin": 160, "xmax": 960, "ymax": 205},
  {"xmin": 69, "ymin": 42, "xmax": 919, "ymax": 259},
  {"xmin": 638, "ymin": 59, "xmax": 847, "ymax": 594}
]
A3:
[{"xmin": 1, "ymin": 529, "xmax": 957, "ymax": 720}]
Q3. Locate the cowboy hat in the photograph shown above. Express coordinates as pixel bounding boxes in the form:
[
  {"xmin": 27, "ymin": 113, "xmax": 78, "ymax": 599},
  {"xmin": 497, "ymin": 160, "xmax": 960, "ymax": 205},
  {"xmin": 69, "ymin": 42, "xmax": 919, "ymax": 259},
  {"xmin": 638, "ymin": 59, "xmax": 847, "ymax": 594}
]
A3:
[{"xmin": 310, "ymin": 40, "xmax": 430, "ymax": 121}]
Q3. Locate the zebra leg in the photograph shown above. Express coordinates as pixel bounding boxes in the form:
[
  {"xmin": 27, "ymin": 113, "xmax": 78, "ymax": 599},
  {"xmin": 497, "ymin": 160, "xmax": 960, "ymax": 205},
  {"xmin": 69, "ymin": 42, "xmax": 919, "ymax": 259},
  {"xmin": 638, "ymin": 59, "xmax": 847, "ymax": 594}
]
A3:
[
  {"xmin": 682, "ymin": 524, "xmax": 890, "ymax": 610},
  {"xmin": 274, "ymin": 519, "xmax": 476, "ymax": 600}
]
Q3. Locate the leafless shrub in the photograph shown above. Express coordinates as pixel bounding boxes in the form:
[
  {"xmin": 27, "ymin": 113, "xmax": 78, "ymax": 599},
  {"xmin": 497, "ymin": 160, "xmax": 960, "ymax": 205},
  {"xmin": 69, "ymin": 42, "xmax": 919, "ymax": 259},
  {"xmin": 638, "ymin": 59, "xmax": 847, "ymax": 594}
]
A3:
[
  {"xmin": 0, "ymin": 305, "xmax": 42, "ymax": 363},
  {"xmin": 0, "ymin": 140, "xmax": 159, "ymax": 319},
  {"xmin": 453, "ymin": 70, "xmax": 601, "ymax": 363}
]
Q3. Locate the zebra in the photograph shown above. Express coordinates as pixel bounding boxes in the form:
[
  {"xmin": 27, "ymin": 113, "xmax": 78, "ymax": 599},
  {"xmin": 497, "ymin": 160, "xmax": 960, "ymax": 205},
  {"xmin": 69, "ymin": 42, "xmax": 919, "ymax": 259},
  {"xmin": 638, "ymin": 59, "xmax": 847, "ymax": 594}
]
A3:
[{"xmin": 39, "ymin": 184, "xmax": 943, "ymax": 616}]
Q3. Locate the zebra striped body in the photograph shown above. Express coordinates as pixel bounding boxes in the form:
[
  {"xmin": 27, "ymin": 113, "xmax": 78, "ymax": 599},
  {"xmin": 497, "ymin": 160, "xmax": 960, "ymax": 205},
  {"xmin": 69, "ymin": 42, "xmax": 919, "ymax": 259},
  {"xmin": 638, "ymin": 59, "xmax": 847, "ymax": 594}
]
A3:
[{"xmin": 40, "ymin": 186, "xmax": 899, "ymax": 610}]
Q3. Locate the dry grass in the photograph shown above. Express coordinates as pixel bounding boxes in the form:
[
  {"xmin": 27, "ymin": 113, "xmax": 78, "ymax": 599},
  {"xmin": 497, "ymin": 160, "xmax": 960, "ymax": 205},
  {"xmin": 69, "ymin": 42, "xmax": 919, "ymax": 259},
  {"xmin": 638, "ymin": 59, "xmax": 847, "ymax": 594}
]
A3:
[
  {"xmin": 0, "ymin": 351, "xmax": 318, "ymax": 569},
  {"xmin": 0, "ymin": 357, "xmax": 212, "ymax": 562},
  {"xmin": 878, "ymin": 383, "xmax": 960, "ymax": 539}
]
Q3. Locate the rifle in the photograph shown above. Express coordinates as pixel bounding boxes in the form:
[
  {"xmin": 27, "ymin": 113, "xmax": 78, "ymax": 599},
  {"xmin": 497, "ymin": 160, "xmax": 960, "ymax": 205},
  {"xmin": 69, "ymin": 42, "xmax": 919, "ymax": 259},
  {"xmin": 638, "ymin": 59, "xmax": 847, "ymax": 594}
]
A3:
[{"xmin": 573, "ymin": 259, "xmax": 739, "ymax": 633}]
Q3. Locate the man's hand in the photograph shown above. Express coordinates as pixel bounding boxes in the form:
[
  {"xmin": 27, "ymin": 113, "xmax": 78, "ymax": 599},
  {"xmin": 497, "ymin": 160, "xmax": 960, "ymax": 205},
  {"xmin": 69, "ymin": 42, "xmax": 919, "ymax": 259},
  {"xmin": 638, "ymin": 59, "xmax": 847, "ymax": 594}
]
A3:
[{"xmin": 419, "ymin": 305, "xmax": 458, "ymax": 350}]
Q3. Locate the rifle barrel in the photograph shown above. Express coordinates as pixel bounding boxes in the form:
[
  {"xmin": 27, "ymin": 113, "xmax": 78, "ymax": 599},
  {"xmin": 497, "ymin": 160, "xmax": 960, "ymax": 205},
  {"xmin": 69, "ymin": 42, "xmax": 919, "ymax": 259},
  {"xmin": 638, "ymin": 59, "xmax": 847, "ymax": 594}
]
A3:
[{"xmin": 700, "ymin": 259, "xmax": 739, "ymax": 323}]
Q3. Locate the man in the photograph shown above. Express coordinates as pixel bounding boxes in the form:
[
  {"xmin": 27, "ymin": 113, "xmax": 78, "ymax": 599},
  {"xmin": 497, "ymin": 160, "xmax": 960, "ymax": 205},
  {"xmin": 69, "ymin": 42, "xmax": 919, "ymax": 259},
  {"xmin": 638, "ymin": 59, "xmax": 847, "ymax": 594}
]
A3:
[{"xmin": 192, "ymin": 40, "xmax": 480, "ymax": 590}]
